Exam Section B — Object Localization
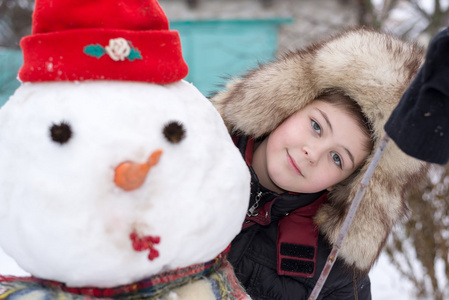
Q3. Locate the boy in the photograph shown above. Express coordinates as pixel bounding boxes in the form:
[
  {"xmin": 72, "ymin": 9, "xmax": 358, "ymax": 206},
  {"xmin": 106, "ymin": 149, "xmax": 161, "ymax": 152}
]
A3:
[{"xmin": 212, "ymin": 28, "xmax": 429, "ymax": 299}]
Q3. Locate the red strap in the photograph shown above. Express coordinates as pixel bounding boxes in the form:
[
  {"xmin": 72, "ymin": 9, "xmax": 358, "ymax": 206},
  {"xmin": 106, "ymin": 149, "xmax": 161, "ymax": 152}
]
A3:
[{"xmin": 277, "ymin": 193, "xmax": 327, "ymax": 278}]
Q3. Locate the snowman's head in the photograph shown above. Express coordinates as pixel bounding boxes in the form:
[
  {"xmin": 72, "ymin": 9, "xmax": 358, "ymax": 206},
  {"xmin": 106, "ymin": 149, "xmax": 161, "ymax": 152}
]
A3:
[
  {"xmin": 0, "ymin": 80, "xmax": 250, "ymax": 287},
  {"xmin": 0, "ymin": 0, "xmax": 250, "ymax": 287}
]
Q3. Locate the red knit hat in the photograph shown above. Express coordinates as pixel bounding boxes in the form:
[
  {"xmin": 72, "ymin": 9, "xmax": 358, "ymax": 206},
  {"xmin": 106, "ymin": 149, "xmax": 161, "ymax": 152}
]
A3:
[{"xmin": 18, "ymin": 0, "xmax": 188, "ymax": 84}]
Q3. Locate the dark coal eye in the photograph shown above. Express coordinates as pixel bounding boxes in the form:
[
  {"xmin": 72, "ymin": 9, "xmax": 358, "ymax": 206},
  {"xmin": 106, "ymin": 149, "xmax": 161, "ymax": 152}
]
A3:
[
  {"xmin": 50, "ymin": 121, "xmax": 72, "ymax": 144},
  {"xmin": 163, "ymin": 121, "xmax": 185, "ymax": 144}
]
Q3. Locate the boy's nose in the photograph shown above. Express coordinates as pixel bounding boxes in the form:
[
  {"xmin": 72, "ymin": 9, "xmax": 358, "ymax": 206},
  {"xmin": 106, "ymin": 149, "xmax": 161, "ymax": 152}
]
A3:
[
  {"xmin": 304, "ymin": 145, "xmax": 323, "ymax": 164},
  {"xmin": 303, "ymin": 147, "xmax": 315, "ymax": 164}
]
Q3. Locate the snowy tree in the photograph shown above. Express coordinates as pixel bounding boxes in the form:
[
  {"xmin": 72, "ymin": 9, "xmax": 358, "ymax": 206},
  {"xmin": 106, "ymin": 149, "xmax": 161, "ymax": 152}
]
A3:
[
  {"xmin": 385, "ymin": 164, "xmax": 449, "ymax": 300},
  {"xmin": 0, "ymin": 0, "xmax": 34, "ymax": 48},
  {"xmin": 359, "ymin": 0, "xmax": 449, "ymax": 43}
]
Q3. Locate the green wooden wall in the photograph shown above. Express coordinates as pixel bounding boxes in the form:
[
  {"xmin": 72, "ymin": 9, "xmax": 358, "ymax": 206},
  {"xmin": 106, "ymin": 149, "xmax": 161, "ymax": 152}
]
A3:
[
  {"xmin": 171, "ymin": 19, "xmax": 290, "ymax": 97},
  {"xmin": 0, "ymin": 18, "xmax": 290, "ymax": 107},
  {"xmin": 0, "ymin": 48, "xmax": 23, "ymax": 107}
]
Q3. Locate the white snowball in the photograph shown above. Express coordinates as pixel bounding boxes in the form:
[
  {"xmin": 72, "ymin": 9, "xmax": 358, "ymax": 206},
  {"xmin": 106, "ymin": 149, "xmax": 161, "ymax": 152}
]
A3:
[{"xmin": 0, "ymin": 80, "xmax": 250, "ymax": 287}]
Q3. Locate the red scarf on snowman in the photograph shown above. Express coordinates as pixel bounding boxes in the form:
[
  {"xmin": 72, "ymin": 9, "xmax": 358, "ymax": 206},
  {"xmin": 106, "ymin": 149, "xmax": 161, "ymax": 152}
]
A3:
[{"xmin": 0, "ymin": 247, "xmax": 248, "ymax": 299}]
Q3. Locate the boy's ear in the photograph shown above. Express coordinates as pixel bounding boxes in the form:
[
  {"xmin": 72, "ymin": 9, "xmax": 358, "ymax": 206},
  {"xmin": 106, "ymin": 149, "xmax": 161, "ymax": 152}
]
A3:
[{"xmin": 326, "ymin": 186, "xmax": 334, "ymax": 191}]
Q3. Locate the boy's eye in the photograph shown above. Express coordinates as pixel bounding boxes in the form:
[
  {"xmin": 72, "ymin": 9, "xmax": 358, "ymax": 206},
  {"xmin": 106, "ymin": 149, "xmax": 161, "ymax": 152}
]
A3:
[
  {"xmin": 311, "ymin": 120, "xmax": 321, "ymax": 134},
  {"xmin": 331, "ymin": 152, "xmax": 342, "ymax": 167}
]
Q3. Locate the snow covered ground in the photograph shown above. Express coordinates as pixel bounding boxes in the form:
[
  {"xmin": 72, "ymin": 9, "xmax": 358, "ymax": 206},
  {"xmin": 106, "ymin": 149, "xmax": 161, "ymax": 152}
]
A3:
[
  {"xmin": 370, "ymin": 252, "xmax": 417, "ymax": 300},
  {"xmin": 0, "ymin": 246, "xmax": 417, "ymax": 299}
]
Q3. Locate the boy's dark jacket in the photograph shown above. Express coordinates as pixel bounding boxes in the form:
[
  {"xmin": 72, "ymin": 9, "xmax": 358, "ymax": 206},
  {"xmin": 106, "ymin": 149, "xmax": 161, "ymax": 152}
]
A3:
[
  {"xmin": 212, "ymin": 28, "xmax": 429, "ymax": 289},
  {"xmin": 229, "ymin": 135, "xmax": 371, "ymax": 299}
]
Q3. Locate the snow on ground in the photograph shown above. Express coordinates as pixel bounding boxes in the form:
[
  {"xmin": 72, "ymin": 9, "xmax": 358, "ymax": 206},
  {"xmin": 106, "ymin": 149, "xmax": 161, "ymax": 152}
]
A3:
[
  {"xmin": 370, "ymin": 251, "xmax": 417, "ymax": 300},
  {"xmin": 0, "ymin": 245, "xmax": 416, "ymax": 299}
]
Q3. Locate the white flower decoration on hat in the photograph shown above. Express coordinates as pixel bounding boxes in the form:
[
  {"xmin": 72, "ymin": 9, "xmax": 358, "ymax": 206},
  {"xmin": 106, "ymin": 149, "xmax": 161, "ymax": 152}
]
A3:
[
  {"xmin": 83, "ymin": 38, "xmax": 142, "ymax": 61},
  {"xmin": 105, "ymin": 38, "xmax": 131, "ymax": 61}
]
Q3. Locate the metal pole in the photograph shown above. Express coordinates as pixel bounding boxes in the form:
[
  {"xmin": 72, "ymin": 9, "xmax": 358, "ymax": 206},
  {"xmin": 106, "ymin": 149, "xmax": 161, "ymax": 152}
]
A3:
[{"xmin": 308, "ymin": 134, "xmax": 391, "ymax": 300}]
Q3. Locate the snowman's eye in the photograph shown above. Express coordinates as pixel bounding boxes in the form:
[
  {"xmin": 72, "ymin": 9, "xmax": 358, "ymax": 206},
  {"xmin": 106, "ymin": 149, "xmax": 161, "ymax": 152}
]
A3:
[
  {"xmin": 50, "ymin": 121, "xmax": 72, "ymax": 144},
  {"xmin": 163, "ymin": 121, "xmax": 185, "ymax": 144}
]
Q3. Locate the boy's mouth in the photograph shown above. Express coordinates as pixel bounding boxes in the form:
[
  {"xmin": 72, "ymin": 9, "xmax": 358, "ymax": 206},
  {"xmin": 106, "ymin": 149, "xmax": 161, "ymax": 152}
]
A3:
[{"xmin": 287, "ymin": 151, "xmax": 303, "ymax": 176}]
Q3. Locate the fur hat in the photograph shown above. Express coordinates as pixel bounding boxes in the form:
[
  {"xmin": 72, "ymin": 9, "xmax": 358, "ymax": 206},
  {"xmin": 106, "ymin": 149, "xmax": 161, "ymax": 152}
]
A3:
[{"xmin": 212, "ymin": 28, "xmax": 429, "ymax": 273}]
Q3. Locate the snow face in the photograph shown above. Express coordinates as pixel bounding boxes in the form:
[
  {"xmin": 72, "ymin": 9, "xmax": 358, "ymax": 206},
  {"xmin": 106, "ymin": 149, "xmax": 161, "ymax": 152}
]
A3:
[{"xmin": 0, "ymin": 80, "xmax": 250, "ymax": 287}]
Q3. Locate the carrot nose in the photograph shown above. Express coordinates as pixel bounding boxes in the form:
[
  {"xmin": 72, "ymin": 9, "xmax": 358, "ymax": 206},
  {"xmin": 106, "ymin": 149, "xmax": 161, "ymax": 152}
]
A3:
[{"xmin": 114, "ymin": 150, "xmax": 163, "ymax": 191}]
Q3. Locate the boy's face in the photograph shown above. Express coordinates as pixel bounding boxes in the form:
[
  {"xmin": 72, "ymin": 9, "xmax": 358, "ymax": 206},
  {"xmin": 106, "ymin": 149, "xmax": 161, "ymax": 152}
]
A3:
[{"xmin": 264, "ymin": 100, "xmax": 370, "ymax": 194}]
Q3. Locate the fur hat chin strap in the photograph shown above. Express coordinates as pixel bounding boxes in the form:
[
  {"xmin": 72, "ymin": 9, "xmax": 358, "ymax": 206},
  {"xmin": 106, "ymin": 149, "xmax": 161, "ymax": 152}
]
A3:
[{"xmin": 212, "ymin": 28, "xmax": 429, "ymax": 273}]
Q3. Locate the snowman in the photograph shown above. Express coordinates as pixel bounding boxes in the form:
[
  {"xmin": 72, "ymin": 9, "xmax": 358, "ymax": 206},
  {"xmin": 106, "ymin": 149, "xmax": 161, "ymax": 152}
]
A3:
[{"xmin": 0, "ymin": 0, "xmax": 250, "ymax": 299}]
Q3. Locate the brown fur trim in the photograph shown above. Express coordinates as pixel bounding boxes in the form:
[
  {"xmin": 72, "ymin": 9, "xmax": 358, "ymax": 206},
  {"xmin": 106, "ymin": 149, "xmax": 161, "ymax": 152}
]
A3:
[{"xmin": 212, "ymin": 28, "xmax": 429, "ymax": 273}]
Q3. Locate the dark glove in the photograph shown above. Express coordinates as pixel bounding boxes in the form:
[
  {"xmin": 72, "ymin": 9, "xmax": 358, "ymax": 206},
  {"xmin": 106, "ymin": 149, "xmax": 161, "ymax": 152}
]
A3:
[{"xmin": 385, "ymin": 27, "xmax": 449, "ymax": 165}]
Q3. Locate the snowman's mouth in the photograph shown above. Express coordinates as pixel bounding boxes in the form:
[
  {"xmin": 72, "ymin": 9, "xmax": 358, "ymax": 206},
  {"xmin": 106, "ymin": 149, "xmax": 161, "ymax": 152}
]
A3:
[{"xmin": 130, "ymin": 231, "xmax": 161, "ymax": 261}]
